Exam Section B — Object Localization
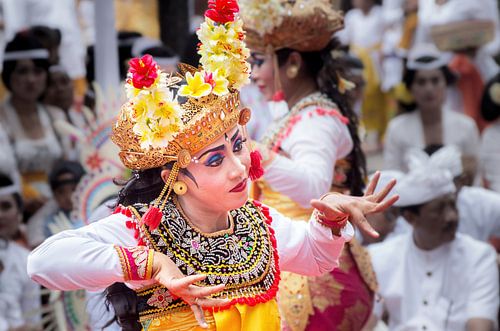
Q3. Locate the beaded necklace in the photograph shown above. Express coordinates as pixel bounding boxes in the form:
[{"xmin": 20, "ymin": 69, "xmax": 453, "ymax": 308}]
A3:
[{"xmin": 127, "ymin": 199, "xmax": 280, "ymax": 321}]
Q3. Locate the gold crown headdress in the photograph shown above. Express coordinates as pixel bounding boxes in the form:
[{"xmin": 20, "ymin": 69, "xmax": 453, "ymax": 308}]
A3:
[
  {"xmin": 112, "ymin": 0, "xmax": 255, "ymax": 226},
  {"xmin": 240, "ymin": 0, "xmax": 344, "ymax": 52},
  {"xmin": 239, "ymin": 0, "xmax": 344, "ymax": 111}
]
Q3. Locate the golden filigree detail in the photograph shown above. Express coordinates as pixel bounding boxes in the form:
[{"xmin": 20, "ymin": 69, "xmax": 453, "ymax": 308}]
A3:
[
  {"xmin": 177, "ymin": 149, "xmax": 191, "ymax": 168},
  {"xmin": 278, "ymin": 272, "xmax": 314, "ymax": 331},
  {"xmin": 308, "ymin": 272, "xmax": 342, "ymax": 313},
  {"xmin": 336, "ymin": 300, "xmax": 370, "ymax": 331},
  {"xmin": 112, "ymin": 92, "xmax": 242, "ymax": 170}
]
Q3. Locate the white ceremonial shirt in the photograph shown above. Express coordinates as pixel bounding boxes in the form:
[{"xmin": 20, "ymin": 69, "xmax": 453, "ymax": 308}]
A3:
[
  {"xmin": 0, "ymin": 241, "xmax": 41, "ymax": 328},
  {"xmin": 457, "ymin": 186, "xmax": 500, "ymax": 242},
  {"xmin": 480, "ymin": 122, "xmax": 500, "ymax": 193},
  {"xmin": 369, "ymin": 233, "xmax": 499, "ymax": 330},
  {"xmin": 337, "ymin": 6, "xmax": 387, "ymax": 88},
  {"xmin": 338, "ymin": 6, "xmax": 385, "ymax": 49},
  {"xmin": 264, "ymin": 105, "xmax": 353, "ymax": 208},
  {"xmin": 27, "ymin": 205, "xmax": 353, "ymax": 291},
  {"xmin": 383, "ymin": 109, "xmax": 480, "ymax": 172}
]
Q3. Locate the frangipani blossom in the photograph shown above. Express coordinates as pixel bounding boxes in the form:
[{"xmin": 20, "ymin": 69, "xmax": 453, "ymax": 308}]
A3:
[
  {"xmin": 178, "ymin": 72, "xmax": 212, "ymax": 98},
  {"xmin": 204, "ymin": 71, "xmax": 229, "ymax": 96}
]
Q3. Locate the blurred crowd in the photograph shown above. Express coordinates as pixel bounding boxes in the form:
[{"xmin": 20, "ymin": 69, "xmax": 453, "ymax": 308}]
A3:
[{"xmin": 0, "ymin": 0, "xmax": 499, "ymax": 330}]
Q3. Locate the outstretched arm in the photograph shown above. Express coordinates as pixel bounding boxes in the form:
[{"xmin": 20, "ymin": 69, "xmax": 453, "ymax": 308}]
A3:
[{"xmin": 274, "ymin": 172, "xmax": 398, "ymax": 275}]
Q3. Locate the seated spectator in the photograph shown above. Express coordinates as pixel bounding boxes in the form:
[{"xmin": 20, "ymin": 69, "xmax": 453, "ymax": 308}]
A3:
[
  {"xmin": 0, "ymin": 173, "xmax": 41, "ymax": 329},
  {"xmin": 44, "ymin": 65, "xmax": 91, "ymax": 160},
  {"xmin": 479, "ymin": 73, "xmax": 500, "ymax": 192},
  {"xmin": 0, "ymin": 31, "xmax": 68, "ymax": 216},
  {"xmin": 0, "ymin": 172, "xmax": 28, "ymax": 248},
  {"xmin": 383, "ymin": 45, "xmax": 480, "ymax": 172},
  {"xmin": 29, "ymin": 25, "xmax": 62, "ymax": 66},
  {"xmin": 368, "ymin": 166, "xmax": 499, "ymax": 329},
  {"xmin": 27, "ymin": 160, "xmax": 85, "ymax": 248},
  {"xmin": 44, "ymin": 66, "xmax": 86, "ymax": 127},
  {"xmin": 406, "ymin": 144, "xmax": 500, "ymax": 244}
]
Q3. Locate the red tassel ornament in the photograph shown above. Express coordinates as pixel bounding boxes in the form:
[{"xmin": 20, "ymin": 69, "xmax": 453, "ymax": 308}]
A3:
[
  {"xmin": 249, "ymin": 150, "xmax": 264, "ymax": 181},
  {"xmin": 142, "ymin": 206, "xmax": 163, "ymax": 230},
  {"xmin": 272, "ymin": 90, "xmax": 285, "ymax": 101}
]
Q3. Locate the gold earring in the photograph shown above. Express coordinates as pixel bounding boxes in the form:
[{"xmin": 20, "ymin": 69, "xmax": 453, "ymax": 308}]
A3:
[
  {"xmin": 173, "ymin": 181, "xmax": 188, "ymax": 195},
  {"xmin": 286, "ymin": 65, "xmax": 298, "ymax": 79}
]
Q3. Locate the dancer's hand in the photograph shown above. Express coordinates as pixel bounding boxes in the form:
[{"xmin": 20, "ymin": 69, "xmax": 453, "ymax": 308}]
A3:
[
  {"xmin": 152, "ymin": 252, "xmax": 230, "ymax": 328},
  {"xmin": 310, "ymin": 171, "xmax": 399, "ymax": 238}
]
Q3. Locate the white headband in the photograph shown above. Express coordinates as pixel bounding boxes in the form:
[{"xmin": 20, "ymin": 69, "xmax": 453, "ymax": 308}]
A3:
[
  {"xmin": 405, "ymin": 145, "xmax": 463, "ymax": 177},
  {"xmin": 406, "ymin": 55, "xmax": 451, "ymax": 70},
  {"xmin": 0, "ymin": 185, "xmax": 20, "ymax": 196},
  {"xmin": 406, "ymin": 44, "xmax": 452, "ymax": 70},
  {"xmin": 3, "ymin": 49, "xmax": 49, "ymax": 61},
  {"xmin": 394, "ymin": 166, "xmax": 456, "ymax": 207}
]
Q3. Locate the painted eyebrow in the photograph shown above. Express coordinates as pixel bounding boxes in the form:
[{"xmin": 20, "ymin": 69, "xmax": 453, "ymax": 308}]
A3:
[
  {"xmin": 198, "ymin": 145, "xmax": 225, "ymax": 159},
  {"xmin": 231, "ymin": 129, "xmax": 240, "ymax": 142},
  {"xmin": 198, "ymin": 129, "xmax": 240, "ymax": 160}
]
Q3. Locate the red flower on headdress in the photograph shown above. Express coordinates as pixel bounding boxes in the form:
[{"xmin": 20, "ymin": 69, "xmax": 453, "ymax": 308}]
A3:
[
  {"xmin": 205, "ymin": 0, "xmax": 239, "ymax": 24},
  {"xmin": 128, "ymin": 54, "xmax": 158, "ymax": 89}
]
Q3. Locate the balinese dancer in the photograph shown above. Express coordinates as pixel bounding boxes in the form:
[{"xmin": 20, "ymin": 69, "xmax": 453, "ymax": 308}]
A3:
[
  {"xmin": 240, "ymin": 1, "xmax": 379, "ymax": 330},
  {"xmin": 27, "ymin": 1, "xmax": 397, "ymax": 330}
]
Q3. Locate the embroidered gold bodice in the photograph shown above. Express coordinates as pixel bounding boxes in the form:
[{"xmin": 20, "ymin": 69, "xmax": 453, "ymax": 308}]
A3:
[{"xmin": 129, "ymin": 199, "xmax": 279, "ymax": 322}]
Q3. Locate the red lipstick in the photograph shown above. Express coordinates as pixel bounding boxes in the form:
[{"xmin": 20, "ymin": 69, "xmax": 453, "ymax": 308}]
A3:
[{"xmin": 230, "ymin": 178, "xmax": 248, "ymax": 193}]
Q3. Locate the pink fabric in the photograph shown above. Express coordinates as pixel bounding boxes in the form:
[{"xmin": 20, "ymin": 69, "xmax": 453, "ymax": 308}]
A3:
[{"xmin": 307, "ymin": 248, "xmax": 373, "ymax": 331}]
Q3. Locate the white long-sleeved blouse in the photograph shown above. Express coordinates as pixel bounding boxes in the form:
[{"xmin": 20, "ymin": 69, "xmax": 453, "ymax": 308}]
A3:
[
  {"xmin": 27, "ymin": 204, "xmax": 353, "ymax": 292},
  {"xmin": 263, "ymin": 104, "xmax": 353, "ymax": 208}
]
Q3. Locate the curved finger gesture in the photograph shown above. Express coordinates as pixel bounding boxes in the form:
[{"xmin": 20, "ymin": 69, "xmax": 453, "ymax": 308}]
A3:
[
  {"xmin": 152, "ymin": 253, "xmax": 229, "ymax": 328},
  {"xmin": 310, "ymin": 171, "xmax": 399, "ymax": 238}
]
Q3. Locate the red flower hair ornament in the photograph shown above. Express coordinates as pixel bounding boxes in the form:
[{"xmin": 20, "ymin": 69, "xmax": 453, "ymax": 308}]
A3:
[
  {"xmin": 205, "ymin": 0, "xmax": 239, "ymax": 23},
  {"xmin": 128, "ymin": 54, "xmax": 158, "ymax": 89}
]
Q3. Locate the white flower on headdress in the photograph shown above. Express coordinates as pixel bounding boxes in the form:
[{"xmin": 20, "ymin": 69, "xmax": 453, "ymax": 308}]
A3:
[{"xmin": 239, "ymin": 0, "xmax": 286, "ymax": 36}]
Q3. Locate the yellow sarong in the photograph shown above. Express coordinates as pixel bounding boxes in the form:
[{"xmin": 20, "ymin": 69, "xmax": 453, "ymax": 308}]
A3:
[{"xmin": 143, "ymin": 300, "xmax": 280, "ymax": 331}]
